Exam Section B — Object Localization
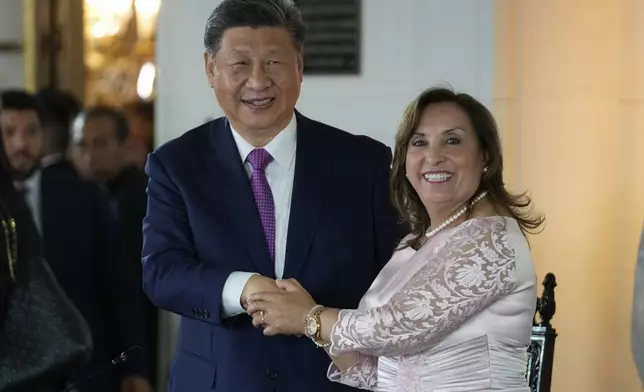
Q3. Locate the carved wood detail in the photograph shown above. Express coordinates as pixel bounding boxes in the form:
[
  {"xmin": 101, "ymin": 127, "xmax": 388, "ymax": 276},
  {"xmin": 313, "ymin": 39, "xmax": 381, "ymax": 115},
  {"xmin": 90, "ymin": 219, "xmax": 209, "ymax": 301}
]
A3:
[{"xmin": 526, "ymin": 273, "xmax": 557, "ymax": 392}]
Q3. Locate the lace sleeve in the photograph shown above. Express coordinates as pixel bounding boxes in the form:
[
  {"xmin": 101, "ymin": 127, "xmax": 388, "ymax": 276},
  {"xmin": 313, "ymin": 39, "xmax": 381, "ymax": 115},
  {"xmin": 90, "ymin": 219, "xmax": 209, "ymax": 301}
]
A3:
[
  {"xmin": 327, "ymin": 353, "xmax": 378, "ymax": 390},
  {"xmin": 329, "ymin": 218, "xmax": 518, "ymax": 358}
]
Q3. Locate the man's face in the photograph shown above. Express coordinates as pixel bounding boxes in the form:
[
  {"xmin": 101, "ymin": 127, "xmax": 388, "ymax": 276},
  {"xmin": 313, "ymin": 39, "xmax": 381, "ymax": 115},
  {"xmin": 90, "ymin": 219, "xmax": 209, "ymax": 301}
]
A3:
[
  {"xmin": 72, "ymin": 116, "xmax": 124, "ymax": 183},
  {"xmin": 0, "ymin": 109, "xmax": 44, "ymax": 180},
  {"xmin": 205, "ymin": 27, "xmax": 303, "ymax": 145}
]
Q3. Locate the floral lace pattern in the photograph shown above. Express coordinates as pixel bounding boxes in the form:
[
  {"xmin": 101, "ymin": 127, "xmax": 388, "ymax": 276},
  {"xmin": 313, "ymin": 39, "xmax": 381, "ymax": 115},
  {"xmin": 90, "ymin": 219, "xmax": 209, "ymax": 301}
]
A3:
[
  {"xmin": 329, "ymin": 217, "xmax": 518, "ymax": 386},
  {"xmin": 328, "ymin": 353, "xmax": 378, "ymax": 390}
]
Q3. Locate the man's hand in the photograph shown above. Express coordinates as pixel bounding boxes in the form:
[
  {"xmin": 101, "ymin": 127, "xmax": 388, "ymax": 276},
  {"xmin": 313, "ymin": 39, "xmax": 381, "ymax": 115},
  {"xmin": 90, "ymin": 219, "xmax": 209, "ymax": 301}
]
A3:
[
  {"xmin": 240, "ymin": 275, "xmax": 283, "ymax": 309},
  {"xmin": 121, "ymin": 375, "xmax": 151, "ymax": 392}
]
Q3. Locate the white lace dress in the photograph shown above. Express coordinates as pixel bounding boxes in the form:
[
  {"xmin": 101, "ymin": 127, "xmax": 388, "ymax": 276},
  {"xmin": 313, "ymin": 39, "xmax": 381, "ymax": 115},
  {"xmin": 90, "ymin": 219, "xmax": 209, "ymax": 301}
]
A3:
[{"xmin": 327, "ymin": 216, "xmax": 537, "ymax": 392}]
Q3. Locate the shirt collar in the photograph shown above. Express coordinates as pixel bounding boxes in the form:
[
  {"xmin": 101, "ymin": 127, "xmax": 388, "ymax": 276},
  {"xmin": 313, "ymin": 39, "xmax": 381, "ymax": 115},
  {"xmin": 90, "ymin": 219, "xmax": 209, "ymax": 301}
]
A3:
[
  {"xmin": 15, "ymin": 169, "xmax": 41, "ymax": 193},
  {"xmin": 229, "ymin": 112, "xmax": 297, "ymax": 171},
  {"xmin": 41, "ymin": 153, "xmax": 63, "ymax": 167}
]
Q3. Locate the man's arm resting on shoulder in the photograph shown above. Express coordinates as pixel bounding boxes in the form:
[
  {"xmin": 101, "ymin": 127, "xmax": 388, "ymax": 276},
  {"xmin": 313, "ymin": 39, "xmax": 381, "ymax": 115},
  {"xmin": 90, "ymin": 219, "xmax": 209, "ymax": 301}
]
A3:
[{"xmin": 142, "ymin": 152, "xmax": 276, "ymax": 324}]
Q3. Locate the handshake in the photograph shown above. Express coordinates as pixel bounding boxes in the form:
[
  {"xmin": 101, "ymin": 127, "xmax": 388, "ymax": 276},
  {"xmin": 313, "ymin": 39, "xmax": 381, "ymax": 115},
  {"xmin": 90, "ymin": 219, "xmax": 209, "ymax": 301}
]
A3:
[{"xmin": 240, "ymin": 275, "xmax": 317, "ymax": 337}]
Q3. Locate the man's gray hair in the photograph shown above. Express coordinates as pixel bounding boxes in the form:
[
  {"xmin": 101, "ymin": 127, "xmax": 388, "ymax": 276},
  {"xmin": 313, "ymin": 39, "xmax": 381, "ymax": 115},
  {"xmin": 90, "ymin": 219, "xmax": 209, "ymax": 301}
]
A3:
[{"xmin": 204, "ymin": 0, "xmax": 306, "ymax": 56}]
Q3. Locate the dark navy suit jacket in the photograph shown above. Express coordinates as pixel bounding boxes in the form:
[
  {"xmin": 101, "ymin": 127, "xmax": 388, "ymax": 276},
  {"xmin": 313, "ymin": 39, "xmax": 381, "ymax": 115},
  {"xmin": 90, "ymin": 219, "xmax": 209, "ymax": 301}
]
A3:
[
  {"xmin": 142, "ymin": 112, "xmax": 400, "ymax": 391},
  {"xmin": 40, "ymin": 166, "xmax": 148, "ymax": 390}
]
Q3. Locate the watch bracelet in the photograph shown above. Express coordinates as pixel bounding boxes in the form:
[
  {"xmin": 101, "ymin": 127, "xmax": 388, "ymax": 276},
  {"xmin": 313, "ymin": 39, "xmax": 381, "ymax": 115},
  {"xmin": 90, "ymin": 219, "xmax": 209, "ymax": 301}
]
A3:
[{"xmin": 308, "ymin": 305, "xmax": 331, "ymax": 348}]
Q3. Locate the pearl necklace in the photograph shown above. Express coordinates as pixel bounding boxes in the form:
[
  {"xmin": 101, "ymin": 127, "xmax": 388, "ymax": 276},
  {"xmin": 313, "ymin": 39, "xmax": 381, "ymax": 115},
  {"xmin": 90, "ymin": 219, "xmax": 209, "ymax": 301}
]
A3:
[{"xmin": 425, "ymin": 191, "xmax": 488, "ymax": 238}]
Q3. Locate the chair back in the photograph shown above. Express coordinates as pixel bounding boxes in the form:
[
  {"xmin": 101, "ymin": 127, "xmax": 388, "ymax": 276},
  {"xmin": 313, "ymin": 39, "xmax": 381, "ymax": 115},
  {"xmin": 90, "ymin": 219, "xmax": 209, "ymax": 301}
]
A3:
[{"xmin": 526, "ymin": 273, "xmax": 558, "ymax": 392}]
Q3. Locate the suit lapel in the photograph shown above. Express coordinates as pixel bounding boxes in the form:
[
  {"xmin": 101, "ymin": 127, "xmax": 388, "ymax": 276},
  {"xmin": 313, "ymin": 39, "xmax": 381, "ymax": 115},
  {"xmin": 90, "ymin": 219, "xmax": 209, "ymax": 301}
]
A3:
[
  {"xmin": 207, "ymin": 119, "xmax": 274, "ymax": 277},
  {"xmin": 283, "ymin": 113, "xmax": 332, "ymax": 279}
]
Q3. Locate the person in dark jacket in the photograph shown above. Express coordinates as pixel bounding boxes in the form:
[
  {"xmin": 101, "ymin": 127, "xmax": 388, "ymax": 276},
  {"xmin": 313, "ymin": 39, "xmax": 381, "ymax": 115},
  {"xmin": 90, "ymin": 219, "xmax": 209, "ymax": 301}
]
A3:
[
  {"xmin": 0, "ymin": 121, "xmax": 71, "ymax": 392},
  {"xmin": 1, "ymin": 90, "xmax": 151, "ymax": 392},
  {"xmin": 72, "ymin": 105, "xmax": 157, "ymax": 390},
  {"xmin": 36, "ymin": 87, "xmax": 80, "ymax": 176}
]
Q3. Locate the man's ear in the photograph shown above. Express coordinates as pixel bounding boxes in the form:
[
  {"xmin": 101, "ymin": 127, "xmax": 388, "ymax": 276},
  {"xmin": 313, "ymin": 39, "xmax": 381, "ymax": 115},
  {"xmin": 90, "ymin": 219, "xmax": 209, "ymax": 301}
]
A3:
[
  {"xmin": 203, "ymin": 52, "xmax": 217, "ymax": 88},
  {"xmin": 205, "ymin": 52, "xmax": 217, "ymax": 76}
]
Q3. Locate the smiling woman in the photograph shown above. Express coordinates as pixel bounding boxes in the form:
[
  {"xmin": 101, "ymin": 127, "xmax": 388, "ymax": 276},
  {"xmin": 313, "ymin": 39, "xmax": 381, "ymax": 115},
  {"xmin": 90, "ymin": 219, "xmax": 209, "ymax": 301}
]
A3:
[
  {"xmin": 245, "ymin": 86, "xmax": 545, "ymax": 392},
  {"xmin": 390, "ymin": 87, "xmax": 544, "ymax": 250}
]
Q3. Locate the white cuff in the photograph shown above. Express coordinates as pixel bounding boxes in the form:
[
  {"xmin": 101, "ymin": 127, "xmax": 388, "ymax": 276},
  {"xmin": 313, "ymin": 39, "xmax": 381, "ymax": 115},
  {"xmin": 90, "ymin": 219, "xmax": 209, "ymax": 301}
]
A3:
[{"xmin": 221, "ymin": 271, "xmax": 257, "ymax": 318}]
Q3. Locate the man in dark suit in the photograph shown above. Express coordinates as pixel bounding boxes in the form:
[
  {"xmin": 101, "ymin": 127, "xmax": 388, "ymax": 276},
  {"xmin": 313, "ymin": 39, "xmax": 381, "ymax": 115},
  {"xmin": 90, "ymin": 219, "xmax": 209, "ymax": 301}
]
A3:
[
  {"xmin": 0, "ymin": 90, "xmax": 151, "ymax": 392},
  {"xmin": 72, "ymin": 105, "xmax": 158, "ymax": 390},
  {"xmin": 141, "ymin": 1, "xmax": 401, "ymax": 391},
  {"xmin": 36, "ymin": 87, "xmax": 80, "ymax": 176}
]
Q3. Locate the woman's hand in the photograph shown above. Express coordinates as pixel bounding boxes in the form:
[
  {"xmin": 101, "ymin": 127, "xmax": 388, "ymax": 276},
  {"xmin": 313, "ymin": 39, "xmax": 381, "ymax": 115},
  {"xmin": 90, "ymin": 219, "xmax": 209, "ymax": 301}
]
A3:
[{"xmin": 246, "ymin": 278, "xmax": 316, "ymax": 336}]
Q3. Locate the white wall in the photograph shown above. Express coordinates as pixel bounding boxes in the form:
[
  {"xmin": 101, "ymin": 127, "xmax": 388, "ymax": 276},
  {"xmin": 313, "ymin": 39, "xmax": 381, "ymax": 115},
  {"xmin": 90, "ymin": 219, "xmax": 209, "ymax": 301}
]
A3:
[
  {"xmin": 156, "ymin": 0, "xmax": 493, "ymax": 147},
  {"xmin": 154, "ymin": 0, "xmax": 494, "ymax": 387},
  {"xmin": 0, "ymin": 0, "xmax": 24, "ymax": 89}
]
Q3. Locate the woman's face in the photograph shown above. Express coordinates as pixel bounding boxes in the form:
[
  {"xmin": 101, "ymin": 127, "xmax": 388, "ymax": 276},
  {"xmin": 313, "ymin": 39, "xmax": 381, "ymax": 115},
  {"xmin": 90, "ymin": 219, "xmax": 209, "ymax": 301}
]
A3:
[{"xmin": 405, "ymin": 102, "xmax": 486, "ymax": 217}]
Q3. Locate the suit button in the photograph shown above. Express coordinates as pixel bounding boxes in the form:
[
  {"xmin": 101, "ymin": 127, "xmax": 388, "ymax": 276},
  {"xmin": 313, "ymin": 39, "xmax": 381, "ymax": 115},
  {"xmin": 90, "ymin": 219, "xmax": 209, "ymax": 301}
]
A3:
[
  {"xmin": 265, "ymin": 368, "xmax": 278, "ymax": 379},
  {"xmin": 204, "ymin": 310, "xmax": 210, "ymax": 318}
]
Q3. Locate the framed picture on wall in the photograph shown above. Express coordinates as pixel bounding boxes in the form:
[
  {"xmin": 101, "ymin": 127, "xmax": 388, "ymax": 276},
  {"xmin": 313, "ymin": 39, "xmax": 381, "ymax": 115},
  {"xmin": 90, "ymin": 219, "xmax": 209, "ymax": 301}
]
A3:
[{"xmin": 294, "ymin": 0, "xmax": 361, "ymax": 75}]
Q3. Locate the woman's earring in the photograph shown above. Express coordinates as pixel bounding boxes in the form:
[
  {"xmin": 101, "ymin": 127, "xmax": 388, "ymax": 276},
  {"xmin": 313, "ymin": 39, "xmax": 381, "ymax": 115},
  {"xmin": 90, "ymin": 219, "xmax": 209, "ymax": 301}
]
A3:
[{"xmin": 483, "ymin": 166, "xmax": 489, "ymax": 174}]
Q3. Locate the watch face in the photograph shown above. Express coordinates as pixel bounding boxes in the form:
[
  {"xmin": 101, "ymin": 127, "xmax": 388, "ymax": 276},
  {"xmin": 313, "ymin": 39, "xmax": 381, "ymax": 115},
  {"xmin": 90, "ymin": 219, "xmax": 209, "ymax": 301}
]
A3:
[{"xmin": 306, "ymin": 318, "xmax": 318, "ymax": 336}]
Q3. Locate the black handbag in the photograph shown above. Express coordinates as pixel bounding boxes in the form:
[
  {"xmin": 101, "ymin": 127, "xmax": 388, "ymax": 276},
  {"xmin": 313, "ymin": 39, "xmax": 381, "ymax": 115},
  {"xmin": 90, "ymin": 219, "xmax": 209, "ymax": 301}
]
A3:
[{"xmin": 0, "ymin": 201, "xmax": 93, "ymax": 391}]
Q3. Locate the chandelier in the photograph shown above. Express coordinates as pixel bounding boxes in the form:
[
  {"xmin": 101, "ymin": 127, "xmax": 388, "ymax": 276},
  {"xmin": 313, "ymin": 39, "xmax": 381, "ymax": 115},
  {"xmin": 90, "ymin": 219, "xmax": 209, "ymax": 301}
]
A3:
[{"xmin": 82, "ymin": 0, "xmax": 160, "ymax": 105}]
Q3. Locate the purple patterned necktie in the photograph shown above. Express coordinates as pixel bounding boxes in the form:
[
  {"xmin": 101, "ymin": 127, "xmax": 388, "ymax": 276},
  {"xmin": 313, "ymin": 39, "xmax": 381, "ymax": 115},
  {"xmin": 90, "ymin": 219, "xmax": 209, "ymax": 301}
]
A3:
[{"xmin": 247, "ymin": 148, "xmax": 275, "ymax": 262}]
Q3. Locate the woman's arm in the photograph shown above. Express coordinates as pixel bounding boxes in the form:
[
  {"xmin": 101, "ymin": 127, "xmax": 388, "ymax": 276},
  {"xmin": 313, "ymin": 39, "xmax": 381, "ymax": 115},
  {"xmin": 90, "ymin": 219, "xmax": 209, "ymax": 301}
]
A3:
[
  {"xmin": 315, "ymin": 309, "xmax": 378, "ymax": 390},
  {"xmin": 326, "ymin": 352, "xmax": 378, "ymax": 390},
  {"xmin": 319, "ymin": 218, "xmax": 518, "ymax": 358}
]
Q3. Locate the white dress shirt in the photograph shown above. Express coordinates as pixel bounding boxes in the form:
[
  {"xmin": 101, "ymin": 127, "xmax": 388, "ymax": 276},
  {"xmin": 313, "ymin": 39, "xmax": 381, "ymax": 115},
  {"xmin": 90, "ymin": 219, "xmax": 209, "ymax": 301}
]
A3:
[
  {"xmin": 220, "ymin": 114, "xmax": 297, "ymax": 317},
  {"xmin": 15, "ymin": 170, "xmax": 42, "ymax": 234}
]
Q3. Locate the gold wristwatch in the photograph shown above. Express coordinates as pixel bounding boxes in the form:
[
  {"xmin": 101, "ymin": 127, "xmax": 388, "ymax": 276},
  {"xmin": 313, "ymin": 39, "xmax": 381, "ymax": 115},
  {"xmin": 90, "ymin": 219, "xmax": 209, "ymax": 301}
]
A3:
[{"xmin": 304, "ymin": 305, "xmax": 331, "ymax": 348}]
